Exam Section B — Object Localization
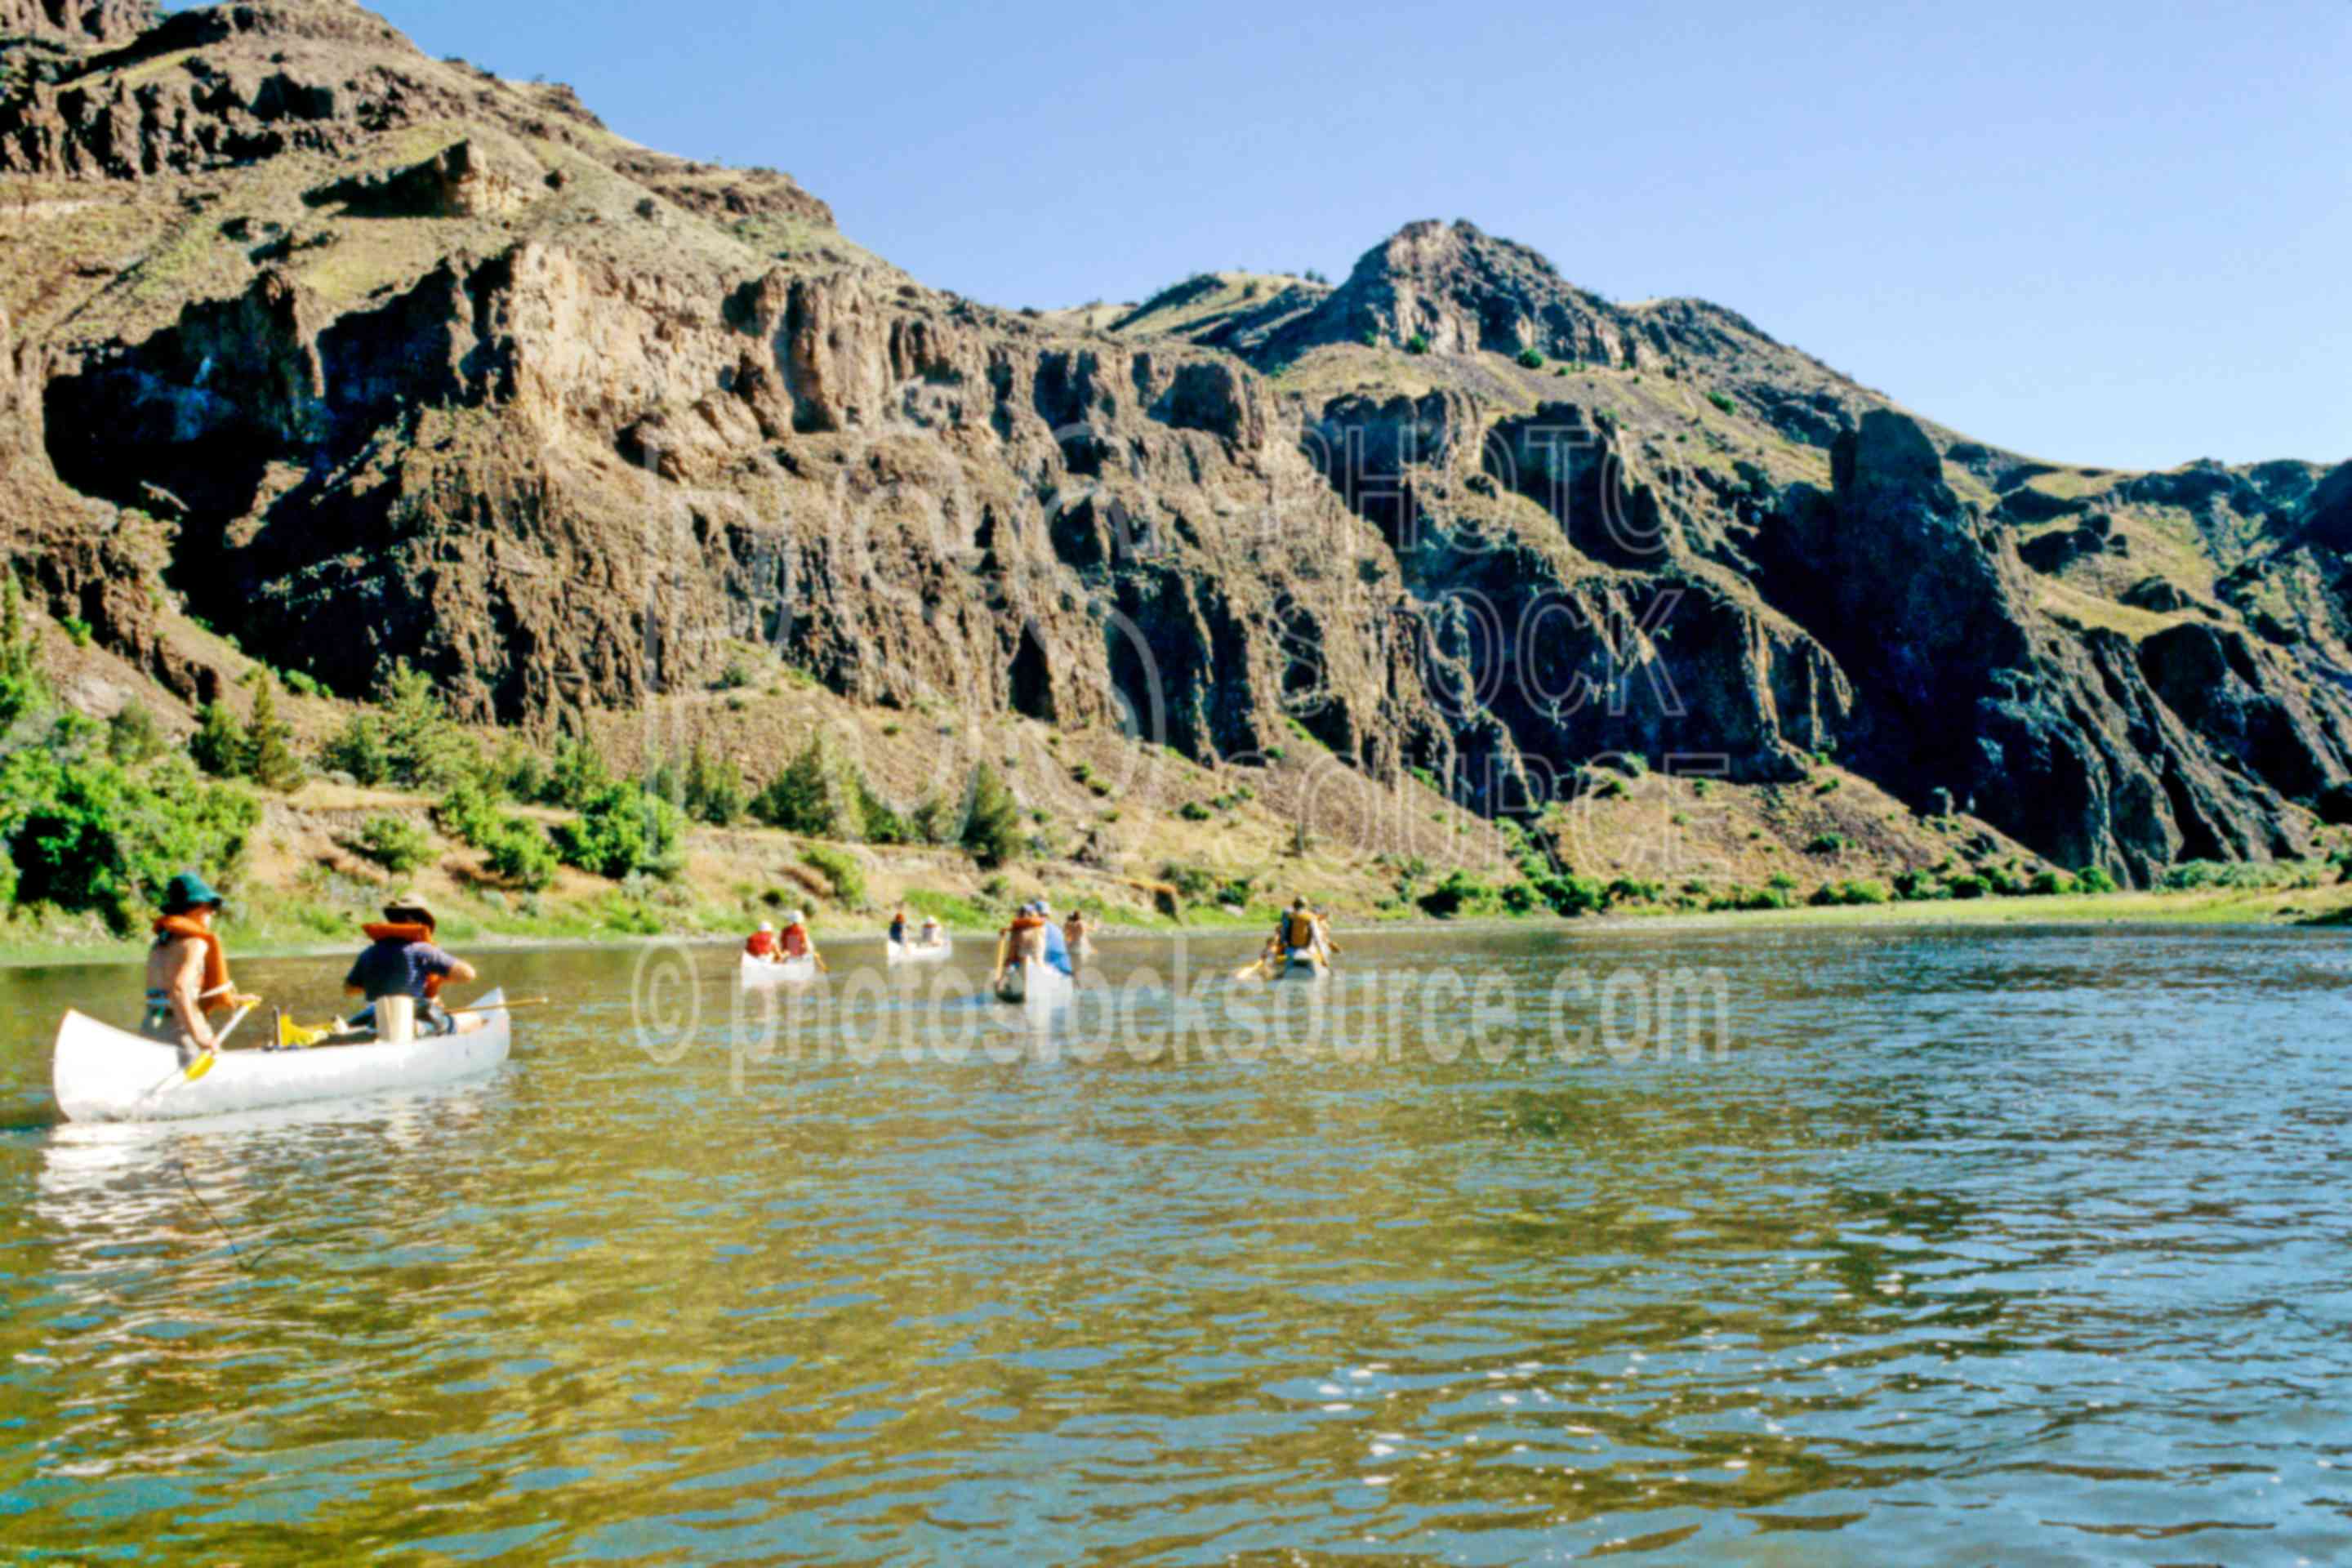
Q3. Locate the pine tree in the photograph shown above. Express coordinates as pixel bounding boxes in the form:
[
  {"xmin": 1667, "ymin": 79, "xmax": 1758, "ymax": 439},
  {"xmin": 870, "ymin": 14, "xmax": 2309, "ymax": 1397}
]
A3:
[
  {"xmin": 380, "ymin": 659, "xmax": 454, "ymax": 788},
  {"xmin": 960, "ymin": 762, "xmax": 1022, "ymax": 868},
  {"xmin": 751, "ymin": 737, "xmax": 837, "ymax": 835},
  {"xmin": 243, "ymin": 674, "xmax": 303, "ymax": 791},
  {"xmin": 189, "ymin": 701, "xmax": 245, "ymax": 777}
]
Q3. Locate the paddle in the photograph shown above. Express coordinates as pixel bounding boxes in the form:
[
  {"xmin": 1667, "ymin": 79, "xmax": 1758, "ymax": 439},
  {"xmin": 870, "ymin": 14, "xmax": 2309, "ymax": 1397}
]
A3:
[{"xmin": 140, "ymin": 999, "xmax": 256, "ymax": 1098}]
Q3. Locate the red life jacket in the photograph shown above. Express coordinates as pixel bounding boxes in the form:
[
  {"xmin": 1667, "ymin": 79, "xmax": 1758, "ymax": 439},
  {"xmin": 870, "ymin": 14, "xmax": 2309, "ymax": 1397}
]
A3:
[
  {"xmin": 781, "ymin": 924, "xmax": 810, "ymax": 957},
  {"xmin": 746, "ymin": 929, "xmax": 777, "ymax": 957}
]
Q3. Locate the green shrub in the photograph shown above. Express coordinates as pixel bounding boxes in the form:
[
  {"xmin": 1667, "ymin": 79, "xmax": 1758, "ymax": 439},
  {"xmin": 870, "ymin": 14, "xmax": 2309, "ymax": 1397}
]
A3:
[
  {"xmin": 1516, "ymin": 346, "xmax": 1545, "ymax": 369},
  {"xmin": 321, "ymin": 712, "xmax": 390, "ymax": 786},
  {"xmin": 60, "ymin": 617, "xmax": 91, "ymax": 647},
  {"xmin": 1404, "ymin": 332, "xmax": 1431, "ymax": 355},
  {"xmin": 356, "ymin": 815, "xmax": 433, "ymax": 875},
  {"xmin": 435, "ymin": 777, "xmax": 503, "ymax": 847},
  {"xmin": 484, "ymin": 819, "xmax": 559, "ymax": 891},
  {"xmin": 189, "ymin": 702, "xmax": 244, "ymax": 777},
  {"xmin": 2029, "ymin": 870, "xmax": 2076, "ymax": 897},
  {"xmin": 1805, "ymin": 833, "xmax": 1846, "ymax": 856},
  {"xmin": 1767, "ymin": 871, "xmax": 1799, "ymax": 892},
  {"xmin": 1160, "ymin": 861, "xmax": 1216, "ymax": 902},
  {"xmin": 1500, "ymin": 882, "xmax": 1540, "ymax": 914},
  {"xmin": 803, "ymin": 844, "xmax": 866, "ymax": 908},
  {"xmin": 542, "ymin": 730, "xmax": 611, "ymax": 808},
  {"xmin": 553, "ymin": 783, "xmax": 685, "ymax": 880},
  {"xmin": 2077, "ymin": 866, "xmax": 2119, "ymax": 893},
  {"xmin": 0, "ymin": 752, "xmax": 260, "ymax": 933},
  {"xmin": 1810, "ymin": 879, "xmax": 1891, "ymax": 906},
  {"xmin": 1530, "ymin": 871, "xmax": 1607, "ymax": 916},
  {"xmin": 105, "ymin": 702, "xmax": 166, "ymax": 765},
  {"xmin": 1605, "ymin": 877, "xmax": 1664, "ymax": 906},
  {"xmin": 1178, "ymin": 800, "xmax": 1213, "ymax": 822},
  {"xmin": 1892, "ymin": 868, "xmax": 1944, "ymax": 902},
  {"xmin": 1708, "ymin": 391, "xmax": 1736, "ymax": 415},
  {"xmin": 1947, "ymin": 874, "xmax": 1989, "ymax": 900},
  {"xmin": 280, "ymin": 669, "xmax": 325, "ymax": 697},
  {"xmin": 1419, "ymin": 869, "xmax": 1497, "ymax": 918}
]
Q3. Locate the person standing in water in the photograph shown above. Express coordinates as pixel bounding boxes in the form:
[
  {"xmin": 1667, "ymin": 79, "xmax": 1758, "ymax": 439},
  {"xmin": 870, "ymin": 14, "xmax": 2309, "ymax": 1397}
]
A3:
[{"xmin": 140, "ymin": 871, "xmax": 258, "ymax": 1062}]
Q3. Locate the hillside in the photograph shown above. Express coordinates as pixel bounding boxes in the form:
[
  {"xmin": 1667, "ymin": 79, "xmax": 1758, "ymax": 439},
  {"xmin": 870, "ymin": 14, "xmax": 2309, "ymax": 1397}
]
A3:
[{"xmin": 5, "ymin": 0, "xmax": 2352, "ymax": 909}]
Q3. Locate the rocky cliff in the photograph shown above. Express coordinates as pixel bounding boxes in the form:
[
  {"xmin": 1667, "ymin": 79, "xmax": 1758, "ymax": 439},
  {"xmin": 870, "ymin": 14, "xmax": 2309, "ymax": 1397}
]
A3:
[{"xmin": 5, "ymin": 1, "xmax": 2349, "ymax": 886}]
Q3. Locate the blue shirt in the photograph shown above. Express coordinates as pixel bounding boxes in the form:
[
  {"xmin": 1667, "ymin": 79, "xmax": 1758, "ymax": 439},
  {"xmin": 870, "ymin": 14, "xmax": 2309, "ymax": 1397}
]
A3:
[
  {"xmin": 1041, "ymin": 923, "xmax": 1072, "ymax": 976},
  {"xmin": 345, "ymin": 938, "xmax": 458, "ymax": 1003}
]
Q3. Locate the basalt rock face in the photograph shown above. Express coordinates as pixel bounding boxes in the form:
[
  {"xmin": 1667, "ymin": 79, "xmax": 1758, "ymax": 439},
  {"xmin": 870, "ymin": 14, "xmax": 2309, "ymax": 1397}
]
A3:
[
  {"xmin": 2, "ymin": 0, "xmax": 151, "ymax": 45},
  {"xmin": 7, "ymin": 4, "xmax": 2352, "ymax": 887}
]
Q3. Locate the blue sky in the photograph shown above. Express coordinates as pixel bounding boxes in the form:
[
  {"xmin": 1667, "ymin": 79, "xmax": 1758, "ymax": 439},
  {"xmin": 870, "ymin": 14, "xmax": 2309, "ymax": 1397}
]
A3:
[{"xmin": 220, "ymin": 2, "xmax": 2350, "ymax": 470}]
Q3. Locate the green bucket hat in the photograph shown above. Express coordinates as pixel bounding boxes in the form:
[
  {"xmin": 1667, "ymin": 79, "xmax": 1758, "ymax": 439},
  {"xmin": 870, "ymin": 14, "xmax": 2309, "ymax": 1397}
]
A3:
[{"xmin": 162, "ymin": 870, "xmax": 225, "ymax": 915}]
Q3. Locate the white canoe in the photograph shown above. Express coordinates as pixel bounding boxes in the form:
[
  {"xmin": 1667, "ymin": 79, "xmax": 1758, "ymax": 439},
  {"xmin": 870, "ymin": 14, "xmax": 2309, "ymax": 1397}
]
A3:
[
  {"xmin": 994, "ymin": 958, "xmax": 1074, "ymax": 1007},
  {"xmin": 741, "ymin": 952, "xmax": 819, "ymax": 987},
  {"xmin": 886, "ymin": 938, "xmax": 954, "ymax": 966},
  {"xmin": 51, "ymin": 989, "xmax": 513, "ymax": 1125},
  {"xmin": 1278, "ymin": 950, "xmax": 1329, "ymax": 982}
]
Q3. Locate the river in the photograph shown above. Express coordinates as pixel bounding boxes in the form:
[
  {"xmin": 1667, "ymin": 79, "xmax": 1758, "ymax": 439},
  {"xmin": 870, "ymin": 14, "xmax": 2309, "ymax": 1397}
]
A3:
[{"xmin": 2, "ymin": 923, "xmax": 2346, "ymax": 1563}]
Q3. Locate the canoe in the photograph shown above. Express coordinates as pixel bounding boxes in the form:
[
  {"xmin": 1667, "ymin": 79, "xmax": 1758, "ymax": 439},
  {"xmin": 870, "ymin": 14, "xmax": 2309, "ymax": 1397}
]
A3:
[
  {"xmin": 1278, "ymin": 949, "xmax": 1329, "ymax": 982},
  {"xmin": 741, "ymin": 952, "xmax": 819, "ymax": 987},
  {"xmin": 886, "ymin": 938, "xmax": 953, "ymax": 966},
  {"xmin": 51, "ymin": 989, "xmax": 513, "ymax": 1125},
  {"xmin": 994, "ymin": 958, "xmax": 1074, "ymax": 1007}
]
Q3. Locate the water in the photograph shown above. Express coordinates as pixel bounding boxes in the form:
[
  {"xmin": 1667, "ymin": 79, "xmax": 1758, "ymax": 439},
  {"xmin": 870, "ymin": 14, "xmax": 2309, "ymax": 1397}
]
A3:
[{"xmin": 3, "ymin": 924, "xmax": 2350, "ymax": 1563}]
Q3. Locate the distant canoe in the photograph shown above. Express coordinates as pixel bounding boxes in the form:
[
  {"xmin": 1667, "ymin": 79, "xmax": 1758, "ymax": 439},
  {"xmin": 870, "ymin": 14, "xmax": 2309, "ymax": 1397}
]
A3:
[
  {"xmin": 886, "ymin": 938, "xmax": 953, "ymax": 966},
  {"xmin": 51, "ymin": 990, "xmax": 512, "ymax": 1125},
  {"xmin": 741, "ymin": 953, "xmax": 819, "ymax": 987}
]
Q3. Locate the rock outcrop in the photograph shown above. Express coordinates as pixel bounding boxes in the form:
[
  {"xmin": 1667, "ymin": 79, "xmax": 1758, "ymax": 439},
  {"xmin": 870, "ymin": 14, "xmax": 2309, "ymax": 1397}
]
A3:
[{"xmin": 6, "ymin": 2, "xmax": 2350, "ymax": 886}]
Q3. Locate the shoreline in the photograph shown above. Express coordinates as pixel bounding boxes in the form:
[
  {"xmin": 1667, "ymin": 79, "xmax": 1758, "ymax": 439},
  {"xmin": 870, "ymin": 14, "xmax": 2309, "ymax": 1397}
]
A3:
[{"xmin": 3, "ymin": 885, "xmax": 2336, "ymax": 972}]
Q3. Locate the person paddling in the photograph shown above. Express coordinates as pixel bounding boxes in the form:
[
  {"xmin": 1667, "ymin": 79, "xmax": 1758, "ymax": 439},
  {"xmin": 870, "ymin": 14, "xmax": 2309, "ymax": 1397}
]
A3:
[
  {"xmin": 140, "ymin": 871, "xmax": 258, "ymax": 1063},
  {"xmin": 1275, "ymin": 897, "xmax": 1330, "ymax": 968},
  {"xmin": 746, "ymin": 920, "xmax": 782, "ymax": 964},
  {"xmin": 344, "ymin": 894, "xmax": 485, "ymax": 1037},
  {"xmin": 780, "ymin": 909, "xmax": 819, "ymax": 965},
  {"xmin": 995, "ymin": 900, "xmax": 1049, "ymax": 986},
  {"xmin": 888, "ymin": 907, "xmax": 910, "ymax": 947},
  {"xmin": 918, "ymin": 913, "xmax": 944, "ymax": 950}
]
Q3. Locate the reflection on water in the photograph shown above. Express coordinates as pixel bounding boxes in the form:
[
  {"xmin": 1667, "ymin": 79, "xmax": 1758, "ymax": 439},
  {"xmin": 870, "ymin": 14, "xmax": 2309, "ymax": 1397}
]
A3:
[{"xmin": 3, "ymin": 925, "xmax": 2350, "ymax": 1562}]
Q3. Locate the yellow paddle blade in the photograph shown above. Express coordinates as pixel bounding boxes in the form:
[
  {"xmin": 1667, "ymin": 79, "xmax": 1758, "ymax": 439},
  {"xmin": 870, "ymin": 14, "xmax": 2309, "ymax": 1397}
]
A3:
[
  {"xmin": 183, "ymin": 1052, "xmax": 218, "ymax": 1084},
  {"xmin": 277, "ymin": 1016, "xmax": 329, "ymax": 1049}
]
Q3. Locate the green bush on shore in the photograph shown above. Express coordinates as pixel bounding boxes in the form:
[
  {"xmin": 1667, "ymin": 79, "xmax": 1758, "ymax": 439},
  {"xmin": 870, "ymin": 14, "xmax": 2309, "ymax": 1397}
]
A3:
[{"xmin": 355, "ymin": 815, "xmax": 433, "ymax": 875}]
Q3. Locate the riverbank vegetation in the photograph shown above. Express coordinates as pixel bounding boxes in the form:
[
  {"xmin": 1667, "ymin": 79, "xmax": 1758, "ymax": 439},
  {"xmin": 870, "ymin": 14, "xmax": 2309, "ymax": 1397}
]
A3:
[{"xmin": 6, "ymin": 576, "xmax": 2352, "ymax": 959}]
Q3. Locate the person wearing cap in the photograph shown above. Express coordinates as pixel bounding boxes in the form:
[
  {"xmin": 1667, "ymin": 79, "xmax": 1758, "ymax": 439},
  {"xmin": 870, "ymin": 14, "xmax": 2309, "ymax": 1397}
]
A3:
[
  {"xmin": 140, "ymin": 871, "xmax": 259, "ymax": 1062},
  {"xmin": 887, "ymin": 906, "xmax": 910, "ymax": 947},
  {"xmin": 779, "ymin": 910, "xmax": 814, "ymax": 961},
  {"xmin": 745, "ymin": 920, "xmax": 782, "ymax": 964},
  {"xmin": 344, "ymin": 894, "xmax": 483, "ymax": 1036}
]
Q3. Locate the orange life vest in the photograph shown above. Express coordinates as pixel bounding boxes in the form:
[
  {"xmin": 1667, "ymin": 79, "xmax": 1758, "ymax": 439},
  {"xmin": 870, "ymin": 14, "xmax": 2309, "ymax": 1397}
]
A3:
[
  {"xmin": 153, "ymin": 915, "xmax": 233, "ymax": 1015},
  {"xmin": 781, "ymin": 923, "xmax": 809, "ymax": 957},
  {"xmin": 1284, "ymin": 911, "xmax": 1316, "ymax": 949},
  {"xmin": 746, "ymin": 929, "xmax": 778, "ymax": 957}
]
